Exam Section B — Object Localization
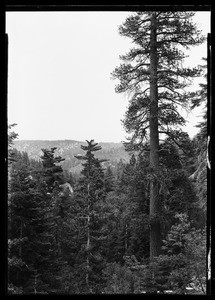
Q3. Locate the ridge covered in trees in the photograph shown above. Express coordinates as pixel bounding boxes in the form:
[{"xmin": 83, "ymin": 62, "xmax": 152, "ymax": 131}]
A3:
[
  {"xmin": 7, "ymin": 11, "xmax": 208, "ymax": 295},
  {"xmin": 12, "ymin": 139, "xmax": 129, "ymax": 176}
]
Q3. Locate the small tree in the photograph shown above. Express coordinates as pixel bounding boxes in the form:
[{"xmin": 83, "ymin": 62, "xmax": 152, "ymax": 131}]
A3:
[
  {"xmin": 40, "ymin": 147, "xmax": 65, "ymax": 192},
  {"xmin": 104, "ymin": 166, "xmax": 115, "ymax": 193}
]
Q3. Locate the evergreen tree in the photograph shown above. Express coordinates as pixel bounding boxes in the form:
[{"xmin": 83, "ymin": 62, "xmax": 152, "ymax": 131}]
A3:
[
  {"xmin": 102, "ymin": 153, "xmax": 150, "ymax": 264},
  {"xmin": 7, "ymin": 124, "xmax": 24, "ymax": 294},
  {"xmin": 104, "ymin": 166, "xmax": 115, "ymax": 193},
  {"xmin": 8, "ymin": 150, "xmax": 53, "ymax": 293},
  {"xmin": 157, "ymin": 138, "xmax": 205, "ymax": 231},
  {"xmin": 73, "ymin": 140, "xmax": 108, "ymax": 293},
  {"xmin": 160, "ymin": 213, "xmax": 206, "ymax": 294},
  {"xmin": 8, "ymin": 123, "xmax": 19, "ymax": 165},
  {"xmin": 112, "ymin": 11, "xmax": 205, "ymax": 259},
  {"xmin": 105, "ymin": 139, "xmax": 200, "ymax": 265},
  {"xmin": 119, "ymin": 154, "xmax": 150, "ymax": 259},
  {"xmin": 126, "ymin": 213, "xmax": 206, "ymax": 295},
  {"xmin": 190, "ymin": 57, "xmax": 207, "ymax": 130},
  {"xmin": 40, "ymin": 147, "xmax": 65, "ymax": 192},
  {"xmin": 38, "ymin": 147, "xmax": 70, "ymax": 292},
  {"xmin": 189, "ymin": 59, "xmax": 207, "ymax": 212}
]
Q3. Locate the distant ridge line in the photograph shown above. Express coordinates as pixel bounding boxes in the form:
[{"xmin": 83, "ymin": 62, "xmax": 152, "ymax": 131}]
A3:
[
  {"xmin": 12, "ymin": 139, "xmax": 129, "ymax": 172},
  {"xmin": 15, "ymin": 139, "xmax": 124, "ymax": 145}
]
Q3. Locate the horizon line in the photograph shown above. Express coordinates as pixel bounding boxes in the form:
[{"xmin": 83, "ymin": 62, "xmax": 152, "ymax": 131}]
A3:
[{"xmin": 15, "ymin": 138, "xmax": 126, "ymax": 144}]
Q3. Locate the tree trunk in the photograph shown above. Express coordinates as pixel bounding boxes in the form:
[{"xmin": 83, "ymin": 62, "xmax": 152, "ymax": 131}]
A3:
[
  {"xmin": 125, "ymin": 223, "xmax": 128, "ymax": 251},
  {"xmin": 34, "ymin": 271, "xmax": 38, "ymax": 295},
  {"xmin": 19, "ymin": 220, "xmax": 23, "ymax": 258},
  {"xmin": 149, "ymin": 12, "xmax": 161, "ymax": 259},
  {"xmin": 86, "ymin": 215, "xmax": 90, "ymax": 288},
  {"xmin": 86, "ymin": 183, "xmax": 91, "ymax": 292}
]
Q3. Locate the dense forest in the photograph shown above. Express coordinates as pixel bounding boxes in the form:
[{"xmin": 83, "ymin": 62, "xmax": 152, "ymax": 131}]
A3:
[{"xmin": 7, "ymin": 11, "xmax": 209, "ymax": 295}]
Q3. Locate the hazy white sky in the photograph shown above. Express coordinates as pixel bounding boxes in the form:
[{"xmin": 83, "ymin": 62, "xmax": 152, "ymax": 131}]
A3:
[{"xmin": 6, "ymin": 11, "xmax": 211, "ymax": 142}]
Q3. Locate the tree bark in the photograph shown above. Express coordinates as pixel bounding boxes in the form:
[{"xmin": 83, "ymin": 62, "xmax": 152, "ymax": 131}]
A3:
[
  {"xmin": 149, "ymin": 12, "xmax": 161, "ymax": 259},
  {"xmin": 86, "ymin": 183, "xmax": 91, "ymax": 292},
  {"xmin": 125, "ymin": 223, "xmax": 128, "ymax": 251},
  {"xmin": 19, "ymin": 220, "xmax": 23, "ymax": 258}
]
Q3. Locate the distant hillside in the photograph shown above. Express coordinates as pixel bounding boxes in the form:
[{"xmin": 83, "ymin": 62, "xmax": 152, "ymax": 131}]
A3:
[{"xmin": 13, "ymin": 140, "xmax": 130, "ymax": 174}]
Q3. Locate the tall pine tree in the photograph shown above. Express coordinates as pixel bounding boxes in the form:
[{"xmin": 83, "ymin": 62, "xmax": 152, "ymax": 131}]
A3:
[{"xmin": 112, "ymin": 11, "xmax": 205, "ymax": 259}]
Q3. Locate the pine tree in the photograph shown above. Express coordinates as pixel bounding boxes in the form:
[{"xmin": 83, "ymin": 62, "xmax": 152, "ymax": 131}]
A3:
[
  {"xmin": 120, "ymin": 154, "xmax": 150, "ymax": 259},
  {"xmin": 73, "ymin": 140, "xmax": 108, "ymax": 293},
  {"xmin": 102, "ymin": 153, "xmax": 150, "ymax": 264},
  {"xmin": 8, "ymin": 150, "xmax": 53, "ymax": 293},
  {"xmin": 104, "ymin": 166, "xmax": 115, "ymax": 193},
  {"xmin": 8, "ymin": 123, "xmax": 19, "ymax": 165},
  {"xmin": 39, "ymin": 147, "xmax": 69, "ymax": 292},
  {"xmin": 7, "ymin": 124, "xmax": 24, "ymax": 294},
  {"xmin": 8, "ymin": 146, "xmax": 70, "ymax": 294},
  {"xmin": 157, "ymin": 137, "xmax": 205, "ymax": 232},
  {"xmin": 112, "ymin": 11, "xmax": 205, "ymax": 259},
  {"xmin": 160, "ymin": 213, "xmax": 206, "ymax": 294},
  {"xmin": 189, "ymin": 59, "xmax": 207, "ymax": 212},
  {"xmin": 40, "ymin": 147, "xmax": 65, "ymax": 192}
]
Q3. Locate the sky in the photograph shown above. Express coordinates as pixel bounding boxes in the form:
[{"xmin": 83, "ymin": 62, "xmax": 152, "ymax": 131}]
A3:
[{"xmin": 6, "ymin": 11, "xmax": 211, "ymax": 143}]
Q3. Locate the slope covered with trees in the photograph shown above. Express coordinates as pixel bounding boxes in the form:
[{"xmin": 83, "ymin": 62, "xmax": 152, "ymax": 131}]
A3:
[
  {"xmin": 7, "ymin": 135, "xmax": 207, "ymax": 294},
  {"xmin": 13, "ymin": 139, "xmax": 129, "ymax": 176}
]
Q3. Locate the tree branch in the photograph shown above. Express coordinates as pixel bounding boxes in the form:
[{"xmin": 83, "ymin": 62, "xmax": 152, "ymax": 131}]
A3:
[
  {"xmin": 158, "ymin": 130, "xmax": 189, "ymax": 155},
  {"xmin": 157, "ymin": 85, "xmax": 183, "ymax": 96}
]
